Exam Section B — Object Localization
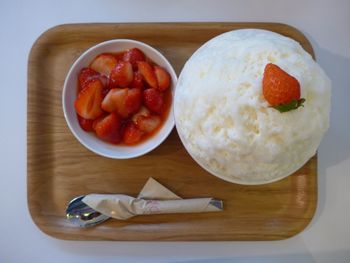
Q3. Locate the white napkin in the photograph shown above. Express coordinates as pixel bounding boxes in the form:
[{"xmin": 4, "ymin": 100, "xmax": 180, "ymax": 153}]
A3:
[{"xmin": 82, "ymin": 178, "xmax": 223, "ymax": 220}]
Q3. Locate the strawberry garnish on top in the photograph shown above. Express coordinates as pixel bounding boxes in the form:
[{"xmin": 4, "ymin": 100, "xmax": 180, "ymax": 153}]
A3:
[
  {"xmin": 262, "ymin": 63, "xmax": 305, "ymax": 113},
  {"xmin": 75, "ymin": 79, "xmax": 104, "ymax": 120}
]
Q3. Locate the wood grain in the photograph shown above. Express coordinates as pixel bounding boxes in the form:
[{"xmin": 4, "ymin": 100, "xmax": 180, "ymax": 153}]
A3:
[{"xmin": 27, "ymin": 23, "xmax": 317, "ymax": 241}]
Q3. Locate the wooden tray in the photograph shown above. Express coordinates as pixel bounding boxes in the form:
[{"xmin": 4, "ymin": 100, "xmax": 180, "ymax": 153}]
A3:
[{"xmin": 28, "ymin": 23, "xmax": 317, "ymax": 241}]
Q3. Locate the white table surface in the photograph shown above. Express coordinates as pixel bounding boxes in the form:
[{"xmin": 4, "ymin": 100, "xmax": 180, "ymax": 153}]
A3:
[{"xmin": 1, "ymin": 0, "xmax": 350, "ymax": 262}]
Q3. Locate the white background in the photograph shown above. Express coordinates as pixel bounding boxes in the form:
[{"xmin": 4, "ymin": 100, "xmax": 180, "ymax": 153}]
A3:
[{"xmin": 1, "ymin": 0, "xmax": 350, "ymax": 262}]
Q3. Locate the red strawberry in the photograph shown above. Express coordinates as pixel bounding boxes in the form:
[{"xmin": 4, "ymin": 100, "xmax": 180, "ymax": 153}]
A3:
[
  {"xmin": 78, "ymin": 68, "xmax": 100, "ymax": 90},
  {"xmin": 131, "ymin": 71, "xmax": 144, "ymax": 89},
  {"xmin": 143, "ymin": 88, "xmax": 164, "ymax": 114},
  {"xmin": 124, "ymin": 88, "xmax": 142, "ymax": 117},
  {"xmin": 99, "ymin": 75, "xmax": 110, "ymax": 98},
  {"xmin": 132, "ymin": 106, "xmax": 150, "ymax": 123},
  {"xmin": 123, "ymin": 48, "xmax": 145, "ymax": 69},
  {"xmin": 93, "ymin": 113, "xmax": 122, "ymax": 143},
  {"xmin": 123, "ymin": 122, "xmax": 143, "ymax": 145},
  {"xmin": 101, "ymin": 88, "xmax": 128, "ymax": 113},
  {"xmin": 75, "ymin": 79, "xmax": 104, "ymax": 119},
  {"xmin": 90, "ymin": 54, "xmax": 118, "ymax": 76},
  {"xmin": 137, "ymin": 61, "xmax": 158, "ymax": 89},
  {"xmin": 101, "ymin": 88, "xmax": 141, "ymax": 118},
  {"xmin": 154, "ymin": 66, "xmax": 171, "ymax": 91},
  {"xmin": 99, "ymin": 75, "xmax": 109, "ymax": 87},
  {"xmin": 78, "ymin": 69, "xmax": 109, "ymax": 97},
  {"xmin": 101, "ymin": 86, "xmax": 111, "ymax": 98},
  {"xmin": 114, "ymin": 52, "xmax": 125, "ymax": 61},
  {"xmin": 109, "ymin": 61, "xmax": 133, "ymax": 88},
  {"xmin": 136, "ymin": 115, "xmax": 161, "ymax": 133},
  {"xmin": 263, "ymin": 63, "xmax": 305, "ymax": 112},
  {"xmin": 77, "ymin": 115, "xmax": 94, "ymax": 131}
]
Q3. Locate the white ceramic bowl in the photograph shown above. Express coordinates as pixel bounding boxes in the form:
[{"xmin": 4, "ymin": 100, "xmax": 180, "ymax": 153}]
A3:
[{"xmin": 62, "ymin": 39, "xmax": 177, "ymax": 159}]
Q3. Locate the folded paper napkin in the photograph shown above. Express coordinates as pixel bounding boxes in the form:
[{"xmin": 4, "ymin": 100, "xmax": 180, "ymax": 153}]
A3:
[{"xmin": 82, "ymin": 178, "xmax": 223, "ymax": 220}]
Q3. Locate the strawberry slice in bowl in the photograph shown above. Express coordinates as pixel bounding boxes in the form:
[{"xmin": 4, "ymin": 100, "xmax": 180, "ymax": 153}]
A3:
[
  {"xmin": 77, "ymin": 115, "xmax": 94, "ymax": 132},
  {"xmin": 123, "ymin": 122, "xmax": 144, "ymax": 145},
  {"xmin": 75, "ymin": 79, "xmax": 104, "ymax": 120},
  {"xmin": 137, "ymin": 61, "xmax": 158, "ymax": 89},
  {"xmin": 101, "ymin": 88, "xmax": 142, "ymax": 118},
  {"xmin": 154, "ymin": 66, "xmax": 171, "ymax": 91},
  {"xmin": 78, "ymin": 68, "xmax": 100, "ymax": 90},
  {"xmin": 109, "ymin": 61, "xmax": 133, "ymax": 88},
  {"xmin": 90, "ymin": 54, "xmax": 118, "ymax": 76},
  {"xmin": 63, "ymin": 39, "xmax": 177, "ymax": 159},
  {"xmin": 143, "ymin": 88, "xmax": 164, "ymax": 114},
  {"xmin": 93, "ymin": 113, "xmax": 123, "ymax": 144},
  {"xmin": 123, "ymin": 48, "xmax": 145, "ymax": 69},
  {"xmin": 136, "ymin": 115, "xmax": 161, "ymax": 133}
]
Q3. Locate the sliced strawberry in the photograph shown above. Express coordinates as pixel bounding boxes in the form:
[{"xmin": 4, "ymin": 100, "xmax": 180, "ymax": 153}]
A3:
[
  {"xmin": 109, "ymin": 61, "xmax": 133, "ymax": 88},
  {"xmin": 99, "ymin": 75, "xmax": 109, "ymax": 87},
  {"xmin": 131, "ymin": 71, "xmax": 144, "ymax": 89},
  {"xmin": 137, "ymin": 61, "xmax": 158, "ymax": 89},
  {"xmin": 114, "ymin": 52, "xmax": 125, "ymax": 61},
  {"xmin": 123, "ymin": 122, "xmax": 143, "ymax": 145},
  {"xmin": 143, "ymin": 88, "xmax": 164, "ymax": 114},
  {"xmin": 92, "ymin": 115, "xmax": 100, "ymax": 130},
  {"xmin": 124, "ymin": 88, "xmax": 142, "ymax": 117},
  {"xmin": 77, "ymin": 115, "xmax": 94, "ymax": 131},
  {"xmin": 99, "ymin": 75, "xmax": 110, "ymax": 98},
  {"xmin": 136, "ymin": 115, "xmax": 161, "ymax": 133},
  {"xmin": 101, "ymin": 88, "xmax": 128, "ymax": 113},
  {"xmin": 78, "ymin": 68, "xmax": 100, "ymax": 90},
  {"xmin": 154, "ymin": 66, "xmax": 171, "ymax": 91},
  {"xmin": 101, "ymin": 87, "xmax": 110, "ymax": 98},
  {"xmin": 90, "ymin": 54, "xmax": 118, "ymax": 76},
  {"xmin": 93, "ymin": 113, "xmax": 122, "ymax": 143},
  {"xmin": 75, "ymin": 79, "xmax": 104, "ymax": 119},
  {"xmin": 101, "ymin": 88, "xmax": 141, "ymax": 118},
  {"xmin": 123, "ymin": 48, "xmax": 145, "ymax": 69},
  {"xmin": 79, "ymin": 70, "xmax": 109, "ymax": 95},
  {"xmin": 132, "ymin": 106, "xmax": 150, "ymax": 123}
]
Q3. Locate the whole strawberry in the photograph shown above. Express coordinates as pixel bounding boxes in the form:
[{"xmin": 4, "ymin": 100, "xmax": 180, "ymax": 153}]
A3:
[{"xmin": 262, "ymin": 63, "xmax": 305, "ymax": 112}]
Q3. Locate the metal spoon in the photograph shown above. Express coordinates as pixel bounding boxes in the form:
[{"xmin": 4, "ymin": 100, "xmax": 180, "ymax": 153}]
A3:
[{"xmin": 66, "ymin": 195, "xmax": 109, "ymax": 227}]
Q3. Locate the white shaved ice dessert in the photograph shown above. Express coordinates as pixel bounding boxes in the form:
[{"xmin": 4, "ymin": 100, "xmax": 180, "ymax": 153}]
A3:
[{"xmin": 174, "ymin": 29, "xmax": 331, "ymax": 184}]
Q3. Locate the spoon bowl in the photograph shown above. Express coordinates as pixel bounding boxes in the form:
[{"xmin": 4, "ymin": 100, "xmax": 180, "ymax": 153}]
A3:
[{"xmin": 66, "ymin": 195, "xmax": 110, "ymax": 227}]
